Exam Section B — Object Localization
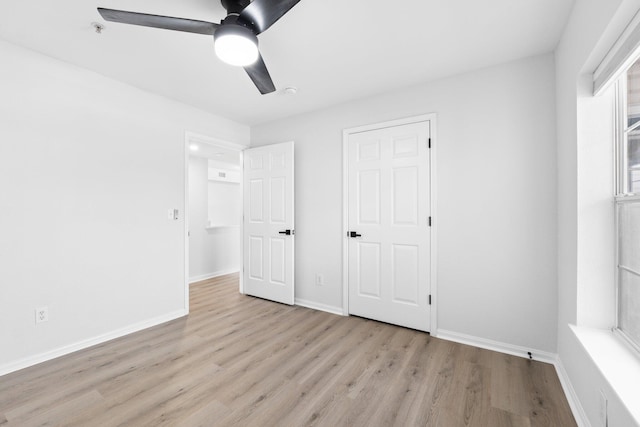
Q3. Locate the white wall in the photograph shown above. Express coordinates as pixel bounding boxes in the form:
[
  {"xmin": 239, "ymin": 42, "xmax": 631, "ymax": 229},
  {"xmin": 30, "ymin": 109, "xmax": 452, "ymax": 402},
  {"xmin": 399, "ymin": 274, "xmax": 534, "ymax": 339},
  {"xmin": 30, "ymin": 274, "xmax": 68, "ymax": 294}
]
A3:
[
  {"xmin": 188, "ymin": 157, "xmax": 240, "ymax": 282},
  {"xmin": 207, "ymin": 176, "xmax": 241, "ymax": 227},
  {"xmin": 251, "ymin": 53, "xmax": 558, "ymax": 354},
  {"xmin": 0, "ymin": 39, "xmax": 249, "ymax": 373},
  {"xmin": 555, "ymin": 0, "xmax": 640, "ymax": 425}
]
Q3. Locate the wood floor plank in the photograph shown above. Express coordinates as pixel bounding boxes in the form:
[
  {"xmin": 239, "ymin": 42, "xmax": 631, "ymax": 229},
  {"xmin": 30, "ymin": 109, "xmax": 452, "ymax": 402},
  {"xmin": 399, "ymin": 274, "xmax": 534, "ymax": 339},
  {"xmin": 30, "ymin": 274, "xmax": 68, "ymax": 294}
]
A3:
[
  {"xmin": 0, "ymin": 273, "xmax": 577, "ymax": 426},
  {"xmin": 268, "ymin": 322, "xmax": 401, "ymax": 427},
  {"xmin": 180, "ymin": 399, "xmax": 231, "ymax": 427},
  {"xmin": 6, "ymin": 389, "xmax": 103, "ymax": 427},
  {"xmin": 390, "ymin": 337, "xmax": 450, "ymax": 426},
  {"xmin": 491, "ymin": 353, "xmax": 533, "ymax": 417},
  {"xmin": 212, "ymin": 318, "xmax": 375, "ymax": 426},
  {"xmin": 487, "ymin": 407, "xmax": 532, "ymax": 427},
  {"xmin": 528, "ymin": 357, "xmax": 577, "ymax": 427}
]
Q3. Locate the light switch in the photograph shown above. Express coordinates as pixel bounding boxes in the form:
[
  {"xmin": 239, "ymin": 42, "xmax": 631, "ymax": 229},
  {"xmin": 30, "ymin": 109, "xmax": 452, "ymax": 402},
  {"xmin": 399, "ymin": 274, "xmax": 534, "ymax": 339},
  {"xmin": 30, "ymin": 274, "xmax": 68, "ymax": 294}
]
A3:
[{"xmin": 168, "ymin": 209, "xmax": 179, "ymax": 220}]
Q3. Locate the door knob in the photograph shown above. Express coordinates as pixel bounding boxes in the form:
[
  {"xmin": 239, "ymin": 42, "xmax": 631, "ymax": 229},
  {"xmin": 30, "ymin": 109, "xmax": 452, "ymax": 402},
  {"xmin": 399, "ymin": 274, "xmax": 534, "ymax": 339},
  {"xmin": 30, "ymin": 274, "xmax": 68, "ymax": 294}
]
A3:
[
  {"xmin": 349, "ymin": 231, "xmax": 362, "ymax": 238},
  {"xmin": 278, "ymin": 229, "xmax": 294, "ymax": 235}
]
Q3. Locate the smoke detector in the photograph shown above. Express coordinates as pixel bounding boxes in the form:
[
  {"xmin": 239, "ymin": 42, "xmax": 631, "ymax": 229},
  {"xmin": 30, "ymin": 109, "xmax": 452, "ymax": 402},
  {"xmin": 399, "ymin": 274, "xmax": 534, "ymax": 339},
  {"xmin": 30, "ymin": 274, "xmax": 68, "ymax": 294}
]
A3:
[{"xmin": 91, "ymin": 22, "xmax": 105, "ymax": 34}]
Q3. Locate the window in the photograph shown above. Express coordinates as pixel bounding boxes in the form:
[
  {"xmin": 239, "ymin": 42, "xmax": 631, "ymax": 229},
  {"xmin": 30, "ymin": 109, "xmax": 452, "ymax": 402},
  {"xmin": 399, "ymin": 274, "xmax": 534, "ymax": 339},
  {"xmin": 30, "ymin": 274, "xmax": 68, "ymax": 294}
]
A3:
[
  {"xmin": 623, "ymin": 60, "xmax": 640, "ymax": 194},
  {"xmin": 616, "ymin": 58, "xmax": 640, "ymax": 351}
]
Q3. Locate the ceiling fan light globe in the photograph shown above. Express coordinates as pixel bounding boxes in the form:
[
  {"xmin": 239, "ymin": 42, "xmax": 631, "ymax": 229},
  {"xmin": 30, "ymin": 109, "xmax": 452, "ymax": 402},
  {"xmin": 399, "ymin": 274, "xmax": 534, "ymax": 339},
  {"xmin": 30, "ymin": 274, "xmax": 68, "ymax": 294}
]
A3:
[{"xmin": 214, "ymin": 25, "xmax": 259, "ymax": 66}]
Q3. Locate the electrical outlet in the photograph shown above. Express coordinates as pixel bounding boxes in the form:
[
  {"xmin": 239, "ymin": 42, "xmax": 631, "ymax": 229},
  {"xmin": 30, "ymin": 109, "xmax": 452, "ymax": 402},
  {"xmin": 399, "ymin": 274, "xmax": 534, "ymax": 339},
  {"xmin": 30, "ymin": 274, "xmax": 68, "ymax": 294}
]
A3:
[
  {"xmin": 315, "ymin": 274, "xmax": 324, "ymax": 286},
  {"xmin": 35, "ymin": 306, "xmax": 49, "ymax": 324},
  {"xmin": 598, "ymin": 389, "xmax": 608, "ymax": 427}
]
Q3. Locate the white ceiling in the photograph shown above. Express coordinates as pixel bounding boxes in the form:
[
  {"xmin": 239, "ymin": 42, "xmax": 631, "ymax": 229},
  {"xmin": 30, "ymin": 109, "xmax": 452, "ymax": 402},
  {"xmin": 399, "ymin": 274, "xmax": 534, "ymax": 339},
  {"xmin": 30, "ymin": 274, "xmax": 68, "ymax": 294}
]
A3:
[
  {"xmin": 0, "ymin": 0, "xmax": 575, "ymax": 126},
  {"xmin": 189, "ymin": 141, "xmax": 240, "ymax": 166}
]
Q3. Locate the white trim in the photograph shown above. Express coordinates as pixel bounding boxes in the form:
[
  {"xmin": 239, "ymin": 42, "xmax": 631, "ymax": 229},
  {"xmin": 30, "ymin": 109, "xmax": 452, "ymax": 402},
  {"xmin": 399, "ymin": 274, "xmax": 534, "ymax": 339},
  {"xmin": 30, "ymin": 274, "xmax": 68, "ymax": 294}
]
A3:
[
  {"xmin": 570, "ymin": 325, "xmax": 640, "ymax": 425},
  {"xmin": 616, "ymin": 194, "xmax": 640, "ymax": 202},
  {"xmin": 436, "ymin": 329, "xmax": 557, "ymax": 364},
  {"xmin": 184, "ymin": 134, "xmax": 190, "ymax": 313},
  {"xmin": 185, "ymin": 131, "xmax": 247, "ymax": 152},
  {"xmin": 344, "ymin": 114, "xmax": 436, "ymax": 135},
  {"xmin": 295, "ymin": 298, "xmax": 344, "ymax": 316},
  {"xmin": 554, "ymin": 357, "xmax": 592, "ymax": 427},
  {"xmin": 342, "ymin": 135, "xmax": 349, "ymax": 316},
  {"xmin": 429, "ymin": 116, "xmax": 438, "ymax": 335},
  {"xmin": 238, "ymin": 148, "xmax": 245, "ymax": 294},
  {"xmin": 594, "ymin": 8, "xmax": 640, "ymax": 96},
  {"xmin": 342, "ymin": 114, "xmax": 437, "ymax": 332},
  {"xmin": 0, "ymin": 309, "xmax": 187, "ymax": 377},
  {"xmin": 189, "ymin": 269, "xmax": 240, "ymax": 284},
  {"xmin": 619, "ymin": 264, "xmax": 640, "ymax": 277}
]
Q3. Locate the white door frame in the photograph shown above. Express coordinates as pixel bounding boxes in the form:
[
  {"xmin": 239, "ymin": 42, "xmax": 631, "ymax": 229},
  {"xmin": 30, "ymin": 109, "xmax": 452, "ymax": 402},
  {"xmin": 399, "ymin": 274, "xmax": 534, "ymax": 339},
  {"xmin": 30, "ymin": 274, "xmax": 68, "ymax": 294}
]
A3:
[
  {"xmin": 184, "ymin": 131, "xmax": 246, "ymax": 313},
  {"xmin": 342, "ymin": 114, "xmax": 438, "ymax": 335}
]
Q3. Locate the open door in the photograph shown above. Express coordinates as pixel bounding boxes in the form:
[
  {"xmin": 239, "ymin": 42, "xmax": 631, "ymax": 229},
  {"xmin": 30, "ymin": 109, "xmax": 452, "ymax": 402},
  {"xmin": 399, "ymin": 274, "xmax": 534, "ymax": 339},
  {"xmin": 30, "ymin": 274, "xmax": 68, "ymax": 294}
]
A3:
[{"xmin": 243, "ymin": 141, "xmax": 295, "ymax": 305}]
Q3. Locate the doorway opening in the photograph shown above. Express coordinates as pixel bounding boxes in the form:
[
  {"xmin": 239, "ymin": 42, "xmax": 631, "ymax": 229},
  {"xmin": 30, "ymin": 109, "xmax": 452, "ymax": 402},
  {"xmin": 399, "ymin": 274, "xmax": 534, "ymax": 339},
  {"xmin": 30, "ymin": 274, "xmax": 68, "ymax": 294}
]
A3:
[{"xmin": 184, "ymin": 132, "xmax": 245, "ymax": 312}]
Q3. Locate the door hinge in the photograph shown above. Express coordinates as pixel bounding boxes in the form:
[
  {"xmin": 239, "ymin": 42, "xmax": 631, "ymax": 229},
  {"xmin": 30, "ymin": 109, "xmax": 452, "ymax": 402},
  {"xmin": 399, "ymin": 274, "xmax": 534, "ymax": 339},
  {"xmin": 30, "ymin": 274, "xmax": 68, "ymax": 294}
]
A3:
[
  {"xmin": 429, "ymin": 294, "xmax": 432, "ymax": 305},
  {"xmin": 428, "ymin": 216, "xmax": 432, "ymax": 227},
  {"xmin": 428, "ymin": 138, "xmax": 431, "ymax": 149}
]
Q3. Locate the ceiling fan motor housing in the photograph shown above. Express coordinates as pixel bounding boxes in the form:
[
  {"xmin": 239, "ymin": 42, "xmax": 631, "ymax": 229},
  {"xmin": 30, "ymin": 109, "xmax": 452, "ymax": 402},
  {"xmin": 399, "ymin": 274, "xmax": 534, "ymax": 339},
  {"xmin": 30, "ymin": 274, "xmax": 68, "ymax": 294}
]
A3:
[
  {"xmin": 214, "ymin": 23, "xmax": 258, "ymax": 44},
  {"xmin": 220, "ymin": 0, "xmax": 258, "ymax": 37},
  {"xmin": 221, "ymin": 0, "xmax": 251, "ymax": 15}
]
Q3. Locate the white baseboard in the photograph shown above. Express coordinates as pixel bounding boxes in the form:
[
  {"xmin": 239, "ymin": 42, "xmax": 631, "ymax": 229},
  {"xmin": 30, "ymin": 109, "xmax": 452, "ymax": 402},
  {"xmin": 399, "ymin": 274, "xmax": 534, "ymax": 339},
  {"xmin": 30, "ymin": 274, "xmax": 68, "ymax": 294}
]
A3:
[
  {"xmin": 554, "ymin": 356, "xmax": 591, "ymax": 427},
  {"xmin": 295, "ymin": 298, "xmax": 344, "ymax": 316},
  {"xmin": 189, "ymin": 269, "xmax": 239, "ymax": 284},
  {"xmin": 436, "ymin": 329, "xmax": 557, "ymax": 364},
  {"xmin": 0, "ymin": 309, "xmax": 187, "ymax": 378}
]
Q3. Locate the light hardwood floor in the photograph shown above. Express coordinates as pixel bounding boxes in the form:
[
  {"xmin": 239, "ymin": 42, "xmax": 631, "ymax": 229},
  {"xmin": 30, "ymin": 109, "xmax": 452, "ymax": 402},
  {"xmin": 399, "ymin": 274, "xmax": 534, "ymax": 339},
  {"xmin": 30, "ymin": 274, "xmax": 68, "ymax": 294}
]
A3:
[{"xmin": 0, "ymin": 273, "xmax": 576, "ymax": 426}]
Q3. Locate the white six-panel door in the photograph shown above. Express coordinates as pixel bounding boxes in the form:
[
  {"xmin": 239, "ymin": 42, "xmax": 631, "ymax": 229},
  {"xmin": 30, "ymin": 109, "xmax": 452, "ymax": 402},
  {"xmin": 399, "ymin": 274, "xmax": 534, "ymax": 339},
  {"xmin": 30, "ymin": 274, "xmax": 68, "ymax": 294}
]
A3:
[
  {"xmin": 347, "ymin": 120, "xmax": 431, "ymax": 331},
  {"xmin": 243, "ymin": 142, "xmax": 294, "ymax": 305}
]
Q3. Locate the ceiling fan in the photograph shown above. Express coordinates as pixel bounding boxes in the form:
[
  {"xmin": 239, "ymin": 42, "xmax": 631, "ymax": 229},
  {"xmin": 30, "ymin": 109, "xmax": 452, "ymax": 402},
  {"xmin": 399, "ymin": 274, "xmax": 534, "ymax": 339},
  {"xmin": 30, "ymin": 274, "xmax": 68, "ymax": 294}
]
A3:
[{"xmin": 97, "ymin": 0, "xmax": 301, "ymax": 94}]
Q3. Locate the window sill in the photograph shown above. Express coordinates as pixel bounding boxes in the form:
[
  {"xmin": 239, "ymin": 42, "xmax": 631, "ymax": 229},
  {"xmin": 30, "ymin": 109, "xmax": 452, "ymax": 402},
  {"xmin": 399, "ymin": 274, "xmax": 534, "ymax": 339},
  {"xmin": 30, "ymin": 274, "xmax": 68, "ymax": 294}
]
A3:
[{"xmin": 570, "ymin": 325, "xmax": 640, "ymax": 423}]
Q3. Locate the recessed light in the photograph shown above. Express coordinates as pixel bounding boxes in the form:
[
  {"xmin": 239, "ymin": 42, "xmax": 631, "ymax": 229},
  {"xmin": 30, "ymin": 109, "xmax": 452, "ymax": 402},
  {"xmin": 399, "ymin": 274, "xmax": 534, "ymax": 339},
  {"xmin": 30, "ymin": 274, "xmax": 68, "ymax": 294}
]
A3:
[{"xmin": 189, "ymin": 144, "xmax": 199, "ymax": 151}]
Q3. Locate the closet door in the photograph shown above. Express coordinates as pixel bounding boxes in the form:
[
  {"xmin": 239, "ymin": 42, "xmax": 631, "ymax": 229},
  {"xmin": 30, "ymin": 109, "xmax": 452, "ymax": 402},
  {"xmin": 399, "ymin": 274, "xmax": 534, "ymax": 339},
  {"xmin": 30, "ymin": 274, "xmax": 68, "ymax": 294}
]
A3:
[{"xmin": 347, "ymin": 121, "xmax": 431, "ymax": 331}]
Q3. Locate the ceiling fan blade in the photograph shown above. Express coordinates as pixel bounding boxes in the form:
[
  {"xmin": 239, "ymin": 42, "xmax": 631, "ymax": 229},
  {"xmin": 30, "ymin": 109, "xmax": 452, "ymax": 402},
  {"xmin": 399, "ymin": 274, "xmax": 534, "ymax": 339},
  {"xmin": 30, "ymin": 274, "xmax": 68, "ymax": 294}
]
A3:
[
  {"xmin": 238, "ymin": 0, "xmax": 301, "ymax": 35},
  {"xmin": 97, "ymin": 8, "xmax": 219, "ymax": 36},
  {"xmin": 244, "ymin": 54, "xmax": 276, "ymax": 94}
]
